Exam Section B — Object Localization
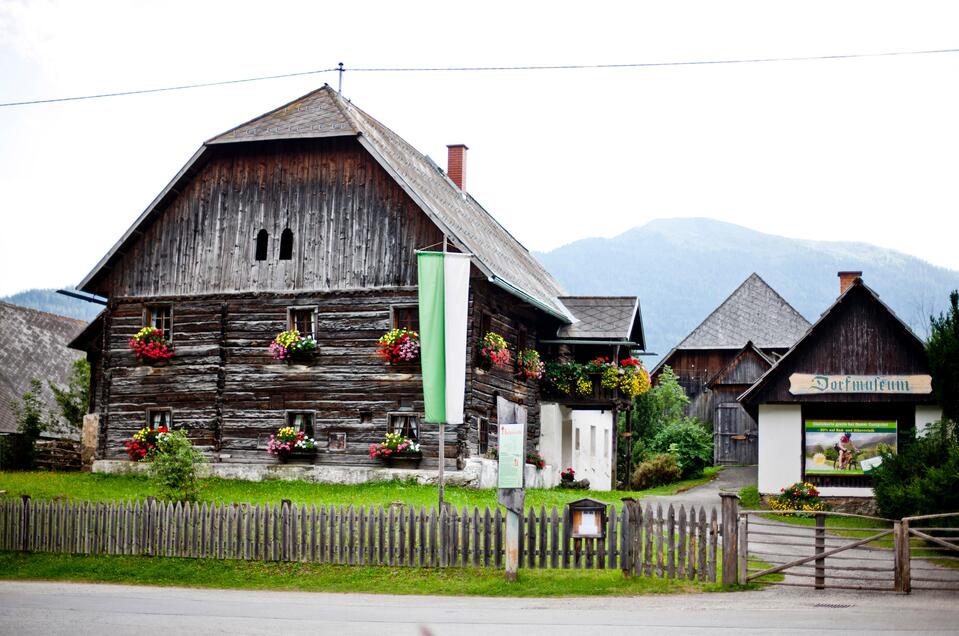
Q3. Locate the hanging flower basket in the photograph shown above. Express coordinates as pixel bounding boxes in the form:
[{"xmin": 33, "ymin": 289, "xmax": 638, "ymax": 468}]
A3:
[
  {"xmin": 477, "ymin": 331, "xmax": 511, "ymax": 370},
  {"xmin": 515, "ymin": 348, "xmax": 545, "ymax": 380},
  {"xmin": 128, "ymin": 327, "xmax": 174, "ymax": 362},
  {"xmin": 267, "ymin": 426, "xmax": 317, "ymax": 462},
  {"xmin": 269, "ymin": 329, "xmax": 317, "ymax": 362},
  {"xmin": 377, "ymin": 328, "xmax": 420, "ymax": 364}
]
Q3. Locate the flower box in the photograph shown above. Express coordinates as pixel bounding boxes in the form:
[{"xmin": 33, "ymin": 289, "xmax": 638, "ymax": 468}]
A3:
[
  {"xmin": 377, "ymin": 328, "xmax": 420, "ymax": 364},
  {"xmin": 269, "ymin": 330, "xmax": 317, "ymax": 362},
  {"xmin": 128, "ymin": 327, "xmax": 174, "ymax": 362}
]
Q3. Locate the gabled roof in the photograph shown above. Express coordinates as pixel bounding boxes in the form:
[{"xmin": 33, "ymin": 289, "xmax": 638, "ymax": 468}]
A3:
[
  {"xmin": 706, "ymin": 341, "xmax": 773, "ymax": 388},
  {"xmin": 551, "ymin": 296, "xmax": 645, "ymax": 348},
  {"xmin": 653, "ymin": 273, "xmax": 809, "ymax": 376},
  {"xmin": 739, "ymin": 277, "xmax": 930, "ymax": 407},
  {"xmin": 80, "ymin": 86, "xmax": 573, "ymax": 322}
]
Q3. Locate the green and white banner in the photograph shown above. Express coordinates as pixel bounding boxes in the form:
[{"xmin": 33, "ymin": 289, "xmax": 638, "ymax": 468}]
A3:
[{"xmin": 417, "ymin": 251, "xmax": 471, "ymax": 424}]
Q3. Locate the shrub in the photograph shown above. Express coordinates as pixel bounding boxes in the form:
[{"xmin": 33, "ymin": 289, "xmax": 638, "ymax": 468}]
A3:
[
  {"xmin": 148, "ymin": 429, "xmax": 204, "ymax": 502},
  {"xmin": 872, "ymin": 427, "xmax": 959, "ymax": 519},
  {"xmin": 769, "ymin": 481, "xmax": 827, "ymax": 512},
  {"xmin": 630, "ymin": 453, "xmax": 682, "ymax": 490},
  {"xmin": 649, "ymin": 417, "xmax": 713, "ymax": 479}
]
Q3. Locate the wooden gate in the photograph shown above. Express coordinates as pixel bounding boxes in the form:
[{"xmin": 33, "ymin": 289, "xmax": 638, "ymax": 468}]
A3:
[
  {"xmin": 897, "ymin": 513, "xmax": 959, "ymax": 593},
  {"xmin": 713, "ymin": 403, "xmax": 757, "ymax": 465},
  {"xmin": 742, "ymin": 510, "xmax": 897, "ymax": 591}
]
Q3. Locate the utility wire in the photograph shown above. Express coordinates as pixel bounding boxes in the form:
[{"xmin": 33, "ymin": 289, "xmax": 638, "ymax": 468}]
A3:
[{"xmin": 3, "ymin": 46, "xmax": 959, "ymax": 108}]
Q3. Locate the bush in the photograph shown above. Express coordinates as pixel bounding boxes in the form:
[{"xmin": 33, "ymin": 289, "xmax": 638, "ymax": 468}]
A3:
[
  {"xmin": 872, "ymin": 426, "xmax": 959, "ymax": 519},
  {"xmin": 630, "ymin": 453, "xmax": 682, "ymax": 490},
  {"xmin": 148, "ymin": 429, "xmax": 205, "ymax": 502},
  {"xmin": 649, "ymin": 417, "xmax": 713, "ymax": 479}
]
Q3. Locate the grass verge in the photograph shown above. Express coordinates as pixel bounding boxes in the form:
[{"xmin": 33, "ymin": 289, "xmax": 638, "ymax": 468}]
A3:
[
  {"xmin": 0, "ymin": 552, "xmax": 724, "ymax": 596},
  {"xmin": 0, "ymin": 467, "xmax": 723, "ymax": 510}
]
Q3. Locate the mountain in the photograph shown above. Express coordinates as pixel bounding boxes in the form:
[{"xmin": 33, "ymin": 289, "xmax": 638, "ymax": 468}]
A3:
[
  {"xmin": 0, "ymin": 289, "xmax": 102, "ymax": 322},
  {"xmin": 535, "ymin": 218, "xmax": 959, "ymax": 363}
]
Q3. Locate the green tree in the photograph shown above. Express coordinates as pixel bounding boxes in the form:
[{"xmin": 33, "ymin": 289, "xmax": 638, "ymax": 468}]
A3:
[
  {"xmin": 10, "ymin": 379, "xmax": 52, "ymax": 441},
  {"xmin": 48, "ymin": 358, "xmax": 90, "ymax": 430},
  {"xmin": 927, "ymin": 290, "xmax": 959, "ymax": 432}
]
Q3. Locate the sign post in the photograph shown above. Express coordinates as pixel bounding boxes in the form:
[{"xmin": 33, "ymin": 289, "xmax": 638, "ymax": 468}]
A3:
[{"xmin": 497, "ymin": 421, "xmax": 526, "ymax": 582}]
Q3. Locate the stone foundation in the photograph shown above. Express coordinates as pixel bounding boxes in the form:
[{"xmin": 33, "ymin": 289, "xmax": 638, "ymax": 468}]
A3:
[{"xmin": 92, "ymin": 457, "xmax": 560, "ymax": 490}]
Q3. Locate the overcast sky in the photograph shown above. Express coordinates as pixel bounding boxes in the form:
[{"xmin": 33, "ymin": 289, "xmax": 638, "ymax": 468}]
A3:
[{"xmin": 1, "ymin": 0, "xmax": 958, "ymax": 297}]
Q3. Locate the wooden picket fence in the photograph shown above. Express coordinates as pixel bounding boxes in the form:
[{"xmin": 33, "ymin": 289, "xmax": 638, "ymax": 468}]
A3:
[{"xmin": 0, "ymin": 496, "xmax": 718, "ymax": 581}]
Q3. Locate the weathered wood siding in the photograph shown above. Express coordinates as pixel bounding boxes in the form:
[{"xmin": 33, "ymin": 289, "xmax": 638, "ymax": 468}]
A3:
[
  {"xmin": 99, "ymin": 278, "xmax": 550, "ymax": 466},
  {"xmin": 94, "ymin": 138, "xmax": 444, "ymax": 298},
  {"xmin": 746, "ymin": 287, "xmax": 934, "ymax": 405}
]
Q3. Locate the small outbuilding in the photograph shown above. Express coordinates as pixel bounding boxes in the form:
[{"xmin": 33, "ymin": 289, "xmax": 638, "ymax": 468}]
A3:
[{"xmin": 740, "ymin": 272, "xmax": 942, "ymax": 497}]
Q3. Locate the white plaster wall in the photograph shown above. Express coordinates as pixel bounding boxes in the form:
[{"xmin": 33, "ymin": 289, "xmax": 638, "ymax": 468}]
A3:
[
  {"xmin": 916, "ymin": 405, "xmax": 943, "ymax": 437},
  {"xmin": 571, "ymin": 409, "xmax": 613, "ymax": 491},
  {"xmin": 539, "ymin": 403, "xmax": 564, "ymax": 476},
  {"xmin": 757, "ymin": 404, "xmax": 802, "ymax": 494}
]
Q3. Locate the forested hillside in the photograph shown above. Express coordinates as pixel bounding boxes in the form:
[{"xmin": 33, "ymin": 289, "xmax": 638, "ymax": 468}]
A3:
[{"xmin": 536, "ymin": 218, "xmax": 959, "ymax": 362}]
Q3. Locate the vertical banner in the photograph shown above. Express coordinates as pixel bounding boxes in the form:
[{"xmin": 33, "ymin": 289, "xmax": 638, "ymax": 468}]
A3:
[{"xmin": 417, "ymin": 251, "xmax": 471, "ymax": 424}]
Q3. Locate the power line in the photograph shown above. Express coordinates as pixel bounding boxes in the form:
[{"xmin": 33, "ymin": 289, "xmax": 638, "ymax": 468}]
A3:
[
  {"xmin": 0, "ymin": 67, "xmax": 340, "ymax": 107},
  {"xmin": 3, "ymin": 46, "xmax": 959, "ymax": 108}
]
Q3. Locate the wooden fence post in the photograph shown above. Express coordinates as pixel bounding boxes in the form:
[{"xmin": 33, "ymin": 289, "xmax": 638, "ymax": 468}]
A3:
[
  {"xmin": 894, "ymin": 519, "xmax": 911, "ymax": 594},
  {"xmin": 737, "ymin": 512, "xmax": 748, "ymax": 585},
  {"xmin": 814, "ymin": 513, "xmax": 826, "ymax": 590},
  {"xmin": 20, "ymin": 495, "xmax": 30, "ymax": 553},
  {"xmin": 719, "ymin": 493, "xmax": 739, "ymax": 585}
]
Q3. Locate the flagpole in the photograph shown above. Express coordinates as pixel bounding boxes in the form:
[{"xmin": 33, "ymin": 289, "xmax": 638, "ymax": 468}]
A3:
[{"xmin": 438, "ymin": 422, "xmax": 445, "ymax": 500}]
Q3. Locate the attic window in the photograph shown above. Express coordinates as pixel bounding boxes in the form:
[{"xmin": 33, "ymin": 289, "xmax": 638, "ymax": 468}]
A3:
[
  {"xmin": 279, "ymin": 228, "xmax": 293, "ymax": 260},
  {"xmin": 255, "ymin": 230, "xmax": 268, "ymax": 261}
]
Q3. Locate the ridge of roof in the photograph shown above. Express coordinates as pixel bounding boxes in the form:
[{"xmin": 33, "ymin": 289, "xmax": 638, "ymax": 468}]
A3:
[
  {"xmin": 738, "ymin": 278, "xmax": 926, "ymax": 404},
  {"xmin": 676, "ymin": 272, "xmax": 810, "ymax": 349},
  {"xmin": 78, "ymin": 86, "xmax": 573, "ymax": 321},
  {"xmin": 0, "ymin": 300, "xmax": 86, "ymax": 327}
]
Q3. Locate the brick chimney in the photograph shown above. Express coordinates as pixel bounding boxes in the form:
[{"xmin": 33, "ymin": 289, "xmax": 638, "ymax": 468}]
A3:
[
  {"xmin": 447, "ymin": 144, "xmax": 468, "ymax": 191},
  {"xmin": 838, "ymin": 271, "xmax": 863, "ymax": 295}
]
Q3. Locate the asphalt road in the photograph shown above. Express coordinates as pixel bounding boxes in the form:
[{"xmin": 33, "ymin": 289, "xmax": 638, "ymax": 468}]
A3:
[{"xmin": 1, "ymin": 581, "xmax": 957, "ymax": 635}]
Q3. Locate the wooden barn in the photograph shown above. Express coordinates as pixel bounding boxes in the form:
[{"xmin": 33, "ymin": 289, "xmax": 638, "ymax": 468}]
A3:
[
  {"xmin": 651, "ymin": 273, "xmax": 810, "ymax": 464},
  {"xmin": 69, "ymin": 86, "xmax": 644, "ymax": 486},
  {"xmin": 740, "ymin": 272, "xmax": 941, "ymax": 496}
]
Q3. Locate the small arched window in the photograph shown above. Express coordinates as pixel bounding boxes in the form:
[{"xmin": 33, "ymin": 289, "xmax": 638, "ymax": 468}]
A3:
[
  {"xmin": 279, "ymin": 228, "xmax": 293, "ymax": 260},
  {"xmin": 255, "ymin": 229, "xmax": 269, "ymax": 261}
]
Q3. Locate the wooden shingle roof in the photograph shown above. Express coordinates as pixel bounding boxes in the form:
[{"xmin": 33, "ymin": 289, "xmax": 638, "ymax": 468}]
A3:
[
  {"xmin": 676, "ymin": 273, "xmax": 810, "ymax": 350},
  {"xmin": 82, "ymin": 86, "xmax": 574, "ymax": 322},
  {"xmin": 554, "ymin": 296, "xmax": 645, "ymax": 347},
  {"xmin": 0, "ymin": 302, "xmax": 85, "ymax": 434}
]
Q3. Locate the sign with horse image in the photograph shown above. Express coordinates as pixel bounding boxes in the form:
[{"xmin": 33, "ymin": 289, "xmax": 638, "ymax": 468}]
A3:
[{"xmin": 804, "ymin": 420, "xmax": 897, "ymax": 475}]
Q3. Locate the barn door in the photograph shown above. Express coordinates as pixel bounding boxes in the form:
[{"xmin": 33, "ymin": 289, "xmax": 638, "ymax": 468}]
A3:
[{"xmin": 714, "ymin": 402, "xmax": 758, "ymax": 465}]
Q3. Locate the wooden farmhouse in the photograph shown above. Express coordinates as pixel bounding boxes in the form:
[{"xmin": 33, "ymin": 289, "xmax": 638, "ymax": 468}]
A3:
[
  {"xmin": 651, "ymin": 273, "xmax": 810, "ymax": 464},
  {"xmin": 740, "ymin": 273, "xmax": 941, "ymax": 497},
  {"xmin": 70, "ymin": 86, "xmax": 644, "ymax": 489}
]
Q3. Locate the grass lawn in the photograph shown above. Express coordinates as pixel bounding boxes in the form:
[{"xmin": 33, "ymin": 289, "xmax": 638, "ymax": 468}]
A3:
[
  {"xmin": 0, "ymin": 467, "xmax": 722, "ymax": 510},
  {"xmin": 0, "ymin": 552, "xmax": 725, "ymax": 596}
]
